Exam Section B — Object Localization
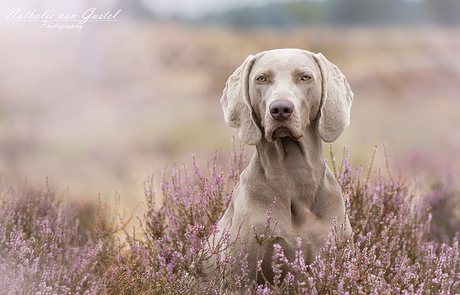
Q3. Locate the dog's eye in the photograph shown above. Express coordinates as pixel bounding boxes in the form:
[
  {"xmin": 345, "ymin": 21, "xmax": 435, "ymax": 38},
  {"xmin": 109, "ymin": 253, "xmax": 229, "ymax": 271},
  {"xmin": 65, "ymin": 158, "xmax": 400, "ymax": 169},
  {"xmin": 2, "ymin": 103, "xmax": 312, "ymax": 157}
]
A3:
[
  {"xmin": 256, "ymin": 76, "xmax": 267, "ymax": 82},
  {"xmin": 301, "ymin": 75, "xmax": 312, "ymax": 81}
]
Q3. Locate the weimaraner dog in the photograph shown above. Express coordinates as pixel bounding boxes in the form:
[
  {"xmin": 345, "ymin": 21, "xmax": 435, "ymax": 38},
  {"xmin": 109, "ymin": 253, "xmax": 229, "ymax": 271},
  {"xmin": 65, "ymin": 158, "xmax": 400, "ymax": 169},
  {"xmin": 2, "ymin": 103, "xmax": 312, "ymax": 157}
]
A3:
[{"xmin": 210, "ymin": 48, "xmax": 353, "ymax": 289}]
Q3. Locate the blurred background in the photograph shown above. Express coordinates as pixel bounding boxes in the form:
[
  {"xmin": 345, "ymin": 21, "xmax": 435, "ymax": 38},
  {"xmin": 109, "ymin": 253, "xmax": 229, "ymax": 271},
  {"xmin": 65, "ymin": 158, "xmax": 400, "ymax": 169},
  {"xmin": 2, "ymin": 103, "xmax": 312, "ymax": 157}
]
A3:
[{"xmin": 1, "ymin": 0, "xmax": 460, "ymax": 215}]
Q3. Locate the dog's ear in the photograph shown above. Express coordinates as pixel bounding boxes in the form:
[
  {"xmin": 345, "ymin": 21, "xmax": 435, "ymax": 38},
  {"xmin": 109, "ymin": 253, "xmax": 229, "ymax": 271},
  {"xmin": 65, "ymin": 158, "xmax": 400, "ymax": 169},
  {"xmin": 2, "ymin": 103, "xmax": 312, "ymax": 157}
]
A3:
[
  {"xmin": 314, "ymin": 53, "xmax": 354, "ymax": 143},
  {"xmin": 221, "ymin": 55, "xmax": 262, "ymax": 146}
]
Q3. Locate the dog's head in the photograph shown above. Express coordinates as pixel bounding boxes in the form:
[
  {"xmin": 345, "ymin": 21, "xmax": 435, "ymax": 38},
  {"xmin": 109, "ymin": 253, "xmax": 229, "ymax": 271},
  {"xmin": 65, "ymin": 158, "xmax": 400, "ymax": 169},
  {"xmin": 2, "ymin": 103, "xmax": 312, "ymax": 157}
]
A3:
[{"xmin": 221, "ymin": 48, "xmax": 353, "ymax": 145}]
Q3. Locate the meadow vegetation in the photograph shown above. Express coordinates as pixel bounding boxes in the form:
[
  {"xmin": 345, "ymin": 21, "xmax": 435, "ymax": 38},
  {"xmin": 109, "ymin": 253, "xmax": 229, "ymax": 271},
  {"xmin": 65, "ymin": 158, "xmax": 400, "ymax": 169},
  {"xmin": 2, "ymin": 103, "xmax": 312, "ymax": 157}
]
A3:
[
  {"xmin": 2, "ymin": 24, "xmax": 460, "ymax": 213},
  {"xmin": 2, "ymin": 20, "xmax": 460, "ymax": 294},
  {"xmin": 1, "ymin": 141, "xmax": 459, "ymax": 294}
]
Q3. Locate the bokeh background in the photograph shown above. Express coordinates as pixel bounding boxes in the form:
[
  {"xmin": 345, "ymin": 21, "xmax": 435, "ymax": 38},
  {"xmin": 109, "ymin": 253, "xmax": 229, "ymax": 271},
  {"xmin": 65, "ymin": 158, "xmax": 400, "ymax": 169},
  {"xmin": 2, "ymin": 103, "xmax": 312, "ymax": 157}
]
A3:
[{"xmin": 1, "ymin": 0, "xmax": 460, "ymax": 216}]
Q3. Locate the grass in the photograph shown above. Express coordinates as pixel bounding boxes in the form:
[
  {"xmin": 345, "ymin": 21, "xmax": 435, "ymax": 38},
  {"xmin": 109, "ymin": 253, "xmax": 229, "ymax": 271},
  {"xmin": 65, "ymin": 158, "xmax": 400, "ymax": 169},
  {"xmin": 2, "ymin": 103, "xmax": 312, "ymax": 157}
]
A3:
[{"xmin": 0, "ymin": 140, "xmax": 459, "ymax": 294}]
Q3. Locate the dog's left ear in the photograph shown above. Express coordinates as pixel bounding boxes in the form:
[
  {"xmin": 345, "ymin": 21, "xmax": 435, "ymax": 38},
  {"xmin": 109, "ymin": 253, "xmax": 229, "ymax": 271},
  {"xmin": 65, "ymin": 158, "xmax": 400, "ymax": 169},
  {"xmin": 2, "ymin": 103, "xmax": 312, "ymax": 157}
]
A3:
[{"xmin": 314, "ymin": 53, "xmax": 354, "ymax": 143}]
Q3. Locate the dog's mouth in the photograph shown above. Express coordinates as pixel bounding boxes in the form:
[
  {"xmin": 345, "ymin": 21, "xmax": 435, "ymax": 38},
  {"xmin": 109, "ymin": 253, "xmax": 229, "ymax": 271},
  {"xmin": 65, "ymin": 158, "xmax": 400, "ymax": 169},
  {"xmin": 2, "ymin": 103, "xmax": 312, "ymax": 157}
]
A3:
[
  {"xmin": 269, "ymin": 126, "xmax": 302, "ymax": 141},
  {"xmin": 273, "ymin": 126, "xmax": 291, "ymax": 137}
]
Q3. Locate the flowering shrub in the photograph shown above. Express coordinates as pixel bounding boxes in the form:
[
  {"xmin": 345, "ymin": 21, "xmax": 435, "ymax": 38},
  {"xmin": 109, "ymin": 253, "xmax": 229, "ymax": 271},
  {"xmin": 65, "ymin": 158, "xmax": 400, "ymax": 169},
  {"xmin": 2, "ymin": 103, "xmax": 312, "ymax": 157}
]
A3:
[
  {"xmin": 0, "ymin": 140, "xmax": 459, "ymax": 294},
  {"xmin": 425, "ymin": 178, "xmax": 460, "ymax": 246},
  {"xmin": 0, "ymin": 182, "xmax": 111, "ymax": 294}
]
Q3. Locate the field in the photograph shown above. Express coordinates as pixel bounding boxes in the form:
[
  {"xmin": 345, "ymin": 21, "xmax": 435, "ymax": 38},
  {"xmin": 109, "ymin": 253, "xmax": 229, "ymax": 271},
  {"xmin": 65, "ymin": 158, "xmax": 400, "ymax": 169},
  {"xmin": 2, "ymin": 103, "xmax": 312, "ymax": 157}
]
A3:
[
  {"xmin": 1, "ymin": 23, "xmax": 460, "ymax": 208},
  {"xmin": 1, "ymin": 20, "xmax": 460, "ymax": 293}
]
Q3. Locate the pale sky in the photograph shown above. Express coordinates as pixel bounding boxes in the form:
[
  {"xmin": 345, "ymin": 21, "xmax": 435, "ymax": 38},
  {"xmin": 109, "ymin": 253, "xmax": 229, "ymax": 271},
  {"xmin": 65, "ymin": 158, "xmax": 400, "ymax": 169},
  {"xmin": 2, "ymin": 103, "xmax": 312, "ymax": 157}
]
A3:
[
  {"xmin": 1, "ymin": 0, "xmax": 429, "ymax": 21},
  {"xmin": 140, "ymin": 0, "xmax": 293, "ymax": 18},
  {"xmin": 0, "ymin": 0, "xmax": 298, "ymax": 20},
  {"xmin": 140, "ymin": 0, "xmax": 427, "ymax": 18}
]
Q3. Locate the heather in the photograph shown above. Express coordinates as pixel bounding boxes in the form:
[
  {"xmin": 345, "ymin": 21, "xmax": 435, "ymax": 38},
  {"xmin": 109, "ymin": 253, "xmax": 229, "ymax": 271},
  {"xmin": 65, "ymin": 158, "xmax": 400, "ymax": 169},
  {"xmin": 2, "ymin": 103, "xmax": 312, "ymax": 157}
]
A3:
[
  {"xmin": 1, "ymin": 142, "xmax": 459, "ymax": 294},
  {"xmin": 0, "ymin": 183, "xmax": 109, "ymax": 294}
]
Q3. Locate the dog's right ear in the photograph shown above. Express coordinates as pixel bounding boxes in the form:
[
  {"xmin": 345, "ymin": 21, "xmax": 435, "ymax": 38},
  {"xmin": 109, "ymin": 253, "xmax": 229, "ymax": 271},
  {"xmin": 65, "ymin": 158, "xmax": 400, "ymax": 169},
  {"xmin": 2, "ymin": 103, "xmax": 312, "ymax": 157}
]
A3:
[{"xmin": 221, "ymin": 55, "xmax": 262, "ymax": 146}]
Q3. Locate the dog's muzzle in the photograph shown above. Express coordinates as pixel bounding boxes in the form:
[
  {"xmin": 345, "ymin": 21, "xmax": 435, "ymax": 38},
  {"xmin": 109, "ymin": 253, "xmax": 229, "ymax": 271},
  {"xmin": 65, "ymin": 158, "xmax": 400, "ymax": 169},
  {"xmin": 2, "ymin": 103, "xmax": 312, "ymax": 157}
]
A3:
[{"xmin": 266, "ymin": 100, "xmax": 303, "ymax": 141}]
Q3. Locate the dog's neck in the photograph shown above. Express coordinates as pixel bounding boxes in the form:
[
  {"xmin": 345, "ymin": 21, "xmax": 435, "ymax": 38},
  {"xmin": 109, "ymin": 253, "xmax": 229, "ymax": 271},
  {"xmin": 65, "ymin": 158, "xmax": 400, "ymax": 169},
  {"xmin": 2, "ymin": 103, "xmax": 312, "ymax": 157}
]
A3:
[{"xmin": 253, "ymin": 123, "xmax": 326, "ymax": 209}]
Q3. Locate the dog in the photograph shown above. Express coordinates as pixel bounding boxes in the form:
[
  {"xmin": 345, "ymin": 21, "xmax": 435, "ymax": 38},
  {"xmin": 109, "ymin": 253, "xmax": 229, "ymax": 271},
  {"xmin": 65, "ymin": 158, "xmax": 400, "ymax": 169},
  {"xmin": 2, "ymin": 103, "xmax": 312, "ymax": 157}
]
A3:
[{"xmin": 209, "ymin": 48, "xmax": 353, "ymax": 290}]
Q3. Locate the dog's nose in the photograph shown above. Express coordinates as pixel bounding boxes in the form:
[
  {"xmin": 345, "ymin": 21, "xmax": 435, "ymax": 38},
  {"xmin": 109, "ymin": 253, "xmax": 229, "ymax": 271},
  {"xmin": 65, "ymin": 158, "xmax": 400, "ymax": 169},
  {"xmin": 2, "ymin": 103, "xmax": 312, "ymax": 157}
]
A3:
[{"xmin": 269, "ymin": 100, "xmax": 294, "ymax": 121}]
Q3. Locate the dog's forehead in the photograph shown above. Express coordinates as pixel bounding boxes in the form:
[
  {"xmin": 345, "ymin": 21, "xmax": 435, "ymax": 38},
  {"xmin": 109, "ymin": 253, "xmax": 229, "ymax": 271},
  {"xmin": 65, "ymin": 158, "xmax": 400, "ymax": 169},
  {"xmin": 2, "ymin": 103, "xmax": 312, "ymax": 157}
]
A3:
[{"xmin": 252, "ymin": 49, "xmax": 318, "ymax": 74}]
